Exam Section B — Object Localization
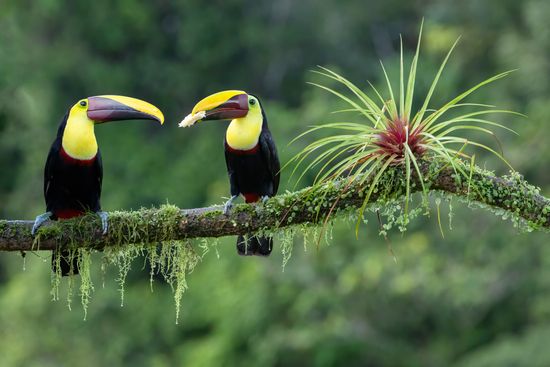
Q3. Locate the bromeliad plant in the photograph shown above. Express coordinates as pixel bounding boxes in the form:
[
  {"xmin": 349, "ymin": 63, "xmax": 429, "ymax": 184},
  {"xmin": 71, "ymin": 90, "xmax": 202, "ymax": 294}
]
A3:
[{"xmin": 289, "ymin": 24, "xmax": 520, "ymax": 230}]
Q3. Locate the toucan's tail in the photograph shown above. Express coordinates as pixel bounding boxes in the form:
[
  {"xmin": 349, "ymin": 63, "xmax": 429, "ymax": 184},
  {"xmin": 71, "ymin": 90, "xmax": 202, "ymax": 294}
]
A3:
[
  {"xmin": 52, "ymin": 249, "xmax": 79, "ymax": 276},
  {"xmin": 237, "ymin": 235, "xmax": 273, "ymax": 256}
]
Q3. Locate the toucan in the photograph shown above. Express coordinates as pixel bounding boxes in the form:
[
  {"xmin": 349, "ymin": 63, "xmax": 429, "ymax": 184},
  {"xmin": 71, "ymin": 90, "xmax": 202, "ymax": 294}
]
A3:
[
  {"xmin": 32, "ymin": 95, "xmax": 164, "ymax": 276},
  {"xmin": 180, "ymin": 90, "xmax": 280, "ymax": 256}
]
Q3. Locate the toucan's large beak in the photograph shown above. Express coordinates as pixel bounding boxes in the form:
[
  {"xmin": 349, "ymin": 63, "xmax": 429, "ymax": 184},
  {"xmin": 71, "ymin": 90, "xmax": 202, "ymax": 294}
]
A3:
[
  {"xmin": 180, "ymin": 90, "xmax": 248, "ymax": 127},
  {"xmin": 87, "ymin": 95, "xmax": 164, "ymax": 124}
]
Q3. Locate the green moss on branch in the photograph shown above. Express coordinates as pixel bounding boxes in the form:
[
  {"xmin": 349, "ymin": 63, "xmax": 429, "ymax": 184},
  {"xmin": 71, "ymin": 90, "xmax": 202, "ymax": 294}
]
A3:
[{"xmin": 0, "ymin": 160, "xmax": 548, "ymax": 252}]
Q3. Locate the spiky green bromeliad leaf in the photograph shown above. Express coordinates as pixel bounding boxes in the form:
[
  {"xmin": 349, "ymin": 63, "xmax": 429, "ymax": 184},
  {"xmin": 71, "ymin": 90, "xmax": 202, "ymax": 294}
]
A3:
[{"xmin": 288, "ymin": 22, "xmax": 522, "ymax": 234}]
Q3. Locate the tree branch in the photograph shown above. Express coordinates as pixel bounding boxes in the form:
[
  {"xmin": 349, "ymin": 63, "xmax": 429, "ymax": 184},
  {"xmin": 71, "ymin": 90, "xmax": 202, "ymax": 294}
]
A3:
[{"xmin": 1, "ymin": 160, "xmax": 548, "ymax": 252}]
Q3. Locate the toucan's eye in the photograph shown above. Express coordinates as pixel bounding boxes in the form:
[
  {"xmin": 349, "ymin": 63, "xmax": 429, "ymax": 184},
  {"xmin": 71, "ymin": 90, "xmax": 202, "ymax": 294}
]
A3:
[
  {"xmin": 249, "ymin": 99, "xmax": 256, "ymax": 106},
  {"xmin": 79, "ymin": 100, "xmax": 87, "ymax": 107}
]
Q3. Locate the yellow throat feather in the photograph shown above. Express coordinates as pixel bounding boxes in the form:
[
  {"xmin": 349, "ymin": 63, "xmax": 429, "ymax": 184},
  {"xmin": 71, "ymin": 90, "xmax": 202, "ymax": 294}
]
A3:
[
  {"xmin": 61, "ymin": 105, "xmax": 98, "ymax": 160},
  {"xmin": 225, "ymin": 107, "xmax": 262, "ymax": 150}
]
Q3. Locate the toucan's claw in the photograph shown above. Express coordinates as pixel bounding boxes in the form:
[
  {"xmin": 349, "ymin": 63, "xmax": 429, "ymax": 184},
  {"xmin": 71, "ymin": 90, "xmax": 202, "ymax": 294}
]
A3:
[
  {"xmin": 31, "ymin": 212, "xmax": 53, "ymax": 236},
  {"xmin": 261, "ymin": 196, "xmax": 270, "ymax": 204},
  {"xmin": 98, "ymin": 211, "xmax": 109, "ymax": 235},
  {"xmin": 223, "ymin": 195, "xmax": 239, "ymax": 215}
]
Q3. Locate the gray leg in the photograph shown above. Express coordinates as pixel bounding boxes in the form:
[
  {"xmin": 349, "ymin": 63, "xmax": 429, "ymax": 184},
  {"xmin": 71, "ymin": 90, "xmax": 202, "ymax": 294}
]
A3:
[
  {"xmin": 223, "ymin": 195, "xmax": 239, "ymax": 215},
  {"xmin": 98, "ymin": 211, "xmax": 109, "ymax": 235},
  {"xmin": 261, "ymin": 195, "xmax": 270, "ymax": 203},
  {"xmin": 31, "ymin": 212, "xmax": 53, "ymax": 236}
]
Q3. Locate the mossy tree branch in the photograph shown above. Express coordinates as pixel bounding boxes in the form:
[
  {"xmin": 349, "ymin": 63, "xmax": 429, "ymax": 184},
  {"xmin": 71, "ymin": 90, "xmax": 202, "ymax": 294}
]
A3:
[{"xmin": 0, "ymin": 160, "xmax": 548, "ymax": 252}]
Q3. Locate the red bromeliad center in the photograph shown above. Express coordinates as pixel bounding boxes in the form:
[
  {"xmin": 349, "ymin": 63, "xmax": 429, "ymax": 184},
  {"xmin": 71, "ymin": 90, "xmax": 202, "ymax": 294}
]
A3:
[{"xmin": 373, "ymin": 119, "xmax": 425, "ymax": 162}]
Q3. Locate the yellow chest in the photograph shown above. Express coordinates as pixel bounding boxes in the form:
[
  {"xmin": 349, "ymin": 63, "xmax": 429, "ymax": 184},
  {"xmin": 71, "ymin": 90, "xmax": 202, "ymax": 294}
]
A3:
[
  {"xmin": 61, "ymin": 115, "xmax": 98, "ymax": 160},
  {"xmin": 226, "ymin": 114, "xmax": 263, "ymax": 150}
]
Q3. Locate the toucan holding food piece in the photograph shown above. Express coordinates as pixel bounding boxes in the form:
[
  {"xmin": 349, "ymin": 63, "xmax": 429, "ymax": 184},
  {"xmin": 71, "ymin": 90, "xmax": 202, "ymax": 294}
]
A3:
[
  {"xmin": 180, "ymin": 90, "xmax": 280, "ymax": 256},
  {"xmin": 32, "ymin": 95, "xmax": 164, "ymax": 276}
]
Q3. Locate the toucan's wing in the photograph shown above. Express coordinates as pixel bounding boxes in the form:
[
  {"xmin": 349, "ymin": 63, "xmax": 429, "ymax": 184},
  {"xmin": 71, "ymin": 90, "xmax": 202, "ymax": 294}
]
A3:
[
  {"xmin": 45, "ymin": 115, "xmax": 67, "ymax": 211},
  {"xmin": 259, "ymin": 126, "xmax": 280, "ymax": 195},
  {"xmin": 92, "ymin": 149, "xmax": 103, "ymax": 211},
  {"xmin": 44, "ymin": 139, "xmax": 60, "ymax": 211}
]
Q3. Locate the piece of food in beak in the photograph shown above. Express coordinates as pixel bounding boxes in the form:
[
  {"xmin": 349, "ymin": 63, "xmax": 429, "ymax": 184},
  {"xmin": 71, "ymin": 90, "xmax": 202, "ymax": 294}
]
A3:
[{"xmin": 179, "ymin": 111, "xmax": 206, "ymax": 128}]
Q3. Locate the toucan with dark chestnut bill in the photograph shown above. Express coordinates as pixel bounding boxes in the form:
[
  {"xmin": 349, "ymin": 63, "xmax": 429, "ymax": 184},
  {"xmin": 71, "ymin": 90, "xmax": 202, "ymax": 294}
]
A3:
[
  {"xmin": 180, "ymin": 90, "xmax": 280, "ymax": 256},
  {"xmin": 32, "ymin": 95, "xmax": 164, "ymax": 275}
]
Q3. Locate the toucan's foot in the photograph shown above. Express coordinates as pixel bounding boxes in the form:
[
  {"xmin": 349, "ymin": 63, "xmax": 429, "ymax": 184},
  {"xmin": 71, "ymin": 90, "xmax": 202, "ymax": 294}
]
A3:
[
  {"xmin": 98, "ymin": 211, "xmax": 109, "ymax": 235},
  {"xmin": 261, "ymin": 196, "xmax": 270, "ymax": 204},
  {"xmin": 223, "ymin": 195, "xmax": 238, "ymax": 215},
  {"xmin": 31, "ymin": 212, "xmax": 53, "ymax": 236}
]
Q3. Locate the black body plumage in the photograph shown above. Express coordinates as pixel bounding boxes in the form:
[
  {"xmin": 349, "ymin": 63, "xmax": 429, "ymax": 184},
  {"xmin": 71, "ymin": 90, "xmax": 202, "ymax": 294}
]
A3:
[
  {"xmin": 224, "ymin": 108, "xmax": 280, "ymax": 256},
  {"xmin": 44, "ymin": 113, "xmax": 103, "ymax": 275}
]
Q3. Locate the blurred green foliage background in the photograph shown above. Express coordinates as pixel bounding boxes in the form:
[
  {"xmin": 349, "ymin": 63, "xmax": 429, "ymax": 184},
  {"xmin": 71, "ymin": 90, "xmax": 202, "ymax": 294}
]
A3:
[{"xmin": 0, "ymin": 0, "xmax": 549, "ymax": 366}]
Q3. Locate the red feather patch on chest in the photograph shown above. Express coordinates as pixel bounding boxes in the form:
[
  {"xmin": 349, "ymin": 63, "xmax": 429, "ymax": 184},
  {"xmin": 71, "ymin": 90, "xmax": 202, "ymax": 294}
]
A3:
[
  {"xmin": 243, "ymin": 193, "xmax": 260, "ymax": 203},
  {"xmin": 54, "ymin": 209, "xmax": 85, "ymax": 219},
  {"xmin": 225, "ymin": 143, "xmax": 260, "ymax": 155},
  {"xmin": 60, "ymin": 147, "xmax": 96, "ymax": 166}
]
